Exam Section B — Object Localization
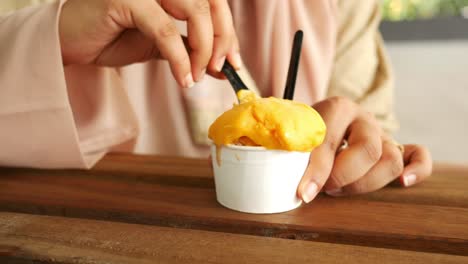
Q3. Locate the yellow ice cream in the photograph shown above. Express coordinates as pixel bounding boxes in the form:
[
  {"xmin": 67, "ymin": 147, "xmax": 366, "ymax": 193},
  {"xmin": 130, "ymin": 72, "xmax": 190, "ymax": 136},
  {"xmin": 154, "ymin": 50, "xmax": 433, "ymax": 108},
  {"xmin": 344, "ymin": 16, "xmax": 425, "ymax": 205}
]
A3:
[{"xmin": 208, "ymin": 90, "xmax": 326, "ymax": 152}]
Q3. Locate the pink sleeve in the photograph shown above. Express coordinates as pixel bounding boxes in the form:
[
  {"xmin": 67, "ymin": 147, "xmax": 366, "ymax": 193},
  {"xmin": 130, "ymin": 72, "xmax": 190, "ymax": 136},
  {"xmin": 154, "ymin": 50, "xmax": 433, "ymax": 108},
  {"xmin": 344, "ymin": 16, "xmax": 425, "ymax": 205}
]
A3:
[
  {"xmin": 230, "ymin": 0, "xmax": 338, "ymax": 105},
  {"xmin": 0, "ymin": 1, "xmax": 138, "ymax": 169}
]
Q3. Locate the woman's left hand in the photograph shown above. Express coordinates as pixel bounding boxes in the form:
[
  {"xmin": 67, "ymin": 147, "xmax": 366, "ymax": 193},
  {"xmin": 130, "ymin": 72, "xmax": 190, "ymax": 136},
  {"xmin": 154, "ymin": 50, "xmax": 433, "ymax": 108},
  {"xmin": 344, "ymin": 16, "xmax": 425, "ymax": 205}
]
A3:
[{"xmin": 298, "ymin": 97, "xmax": 433, "ymax": 203}]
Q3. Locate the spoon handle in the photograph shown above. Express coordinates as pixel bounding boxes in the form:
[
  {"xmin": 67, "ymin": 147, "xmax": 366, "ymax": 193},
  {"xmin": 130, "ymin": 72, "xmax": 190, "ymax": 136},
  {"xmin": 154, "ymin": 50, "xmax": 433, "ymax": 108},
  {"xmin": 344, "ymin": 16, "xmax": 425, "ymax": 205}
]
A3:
[
  {"xmin": 283, "ymin": 30, "xmax": 303, "ymax": 100},
  {"xmin": 222, "ymin": 60, "xmax": 249, "ymax": 94}
]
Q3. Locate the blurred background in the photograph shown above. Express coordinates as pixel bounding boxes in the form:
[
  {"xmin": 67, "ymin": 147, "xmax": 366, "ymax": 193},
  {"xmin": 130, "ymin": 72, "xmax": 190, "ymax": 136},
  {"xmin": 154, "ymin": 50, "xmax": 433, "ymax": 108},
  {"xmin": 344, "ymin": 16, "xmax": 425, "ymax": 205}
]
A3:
[{"xmin": 379, "ymin": 0, "xmax": 468, "ymax": 163}]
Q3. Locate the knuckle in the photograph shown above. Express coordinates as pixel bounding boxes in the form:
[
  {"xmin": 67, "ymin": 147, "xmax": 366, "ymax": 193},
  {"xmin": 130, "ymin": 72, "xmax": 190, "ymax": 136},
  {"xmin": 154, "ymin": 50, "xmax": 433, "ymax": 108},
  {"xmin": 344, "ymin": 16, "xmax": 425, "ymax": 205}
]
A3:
[
  {"xmin": 327, "ymin": 96, "xmax": 355, "ymax": 113},
  {"xmin": 419, "ymin": 145, "xmax": 431, "ymax": 156},
  {"xmin": 325, "ymin": 134, "xmax": 342, "ymax": 153},
  {"xmin": 382, "ymin": 148, "xmax": 404, "ymax": 177},
  {"xmin": 196, "ymin": 46, "xmax": 213, "ymax": 59},
  {"xmin": 227, "ymin": 33, "xmax": 237, "ymax": 47},
  {"xmin": 173, "ymin": 54, "xmax": 191, "ymax": 68},
  {"xmin": 329, "ymin": 171, "xmax": 346, "ymax": 188},
  {"xmin": 208, "ymin": 0, "xmax": 222, "ymax": 8},
  {"xmin": 193, "ymin": 0, "xmax": 211, "ymax": 14},
  {"xmin": 362, "ymin": 139, "xmax": 382, "ymax": 164},
  {"xmin": 214, "ymin": 33, "xmax": 235, "ymax": 54},
  {"xmin": 158, "ymin": 21, "xmax": 179, "ymax": 39},
  {"xmin": 216, "ymin": 29, "xmax": 235, "ymax": 42},
  {"xmin": 329, "ymin": 165, "xmax": 350, "ymax": 188},
  {"xmin": 391, "ymin": 159, "xmax": 405, "ymax": 178}
]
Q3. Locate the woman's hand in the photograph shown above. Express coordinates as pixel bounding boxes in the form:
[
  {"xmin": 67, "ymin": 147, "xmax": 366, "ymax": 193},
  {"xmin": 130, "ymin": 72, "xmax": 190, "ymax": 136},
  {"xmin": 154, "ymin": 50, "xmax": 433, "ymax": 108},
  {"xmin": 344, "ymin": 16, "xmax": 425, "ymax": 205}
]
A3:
[
  {"xmin": 298, "ymin": 97, "xmax": 433, "ymax": 203},
  {"xmin": 59, "ymin": 0, "xmax": 240, "ymax": 88}
]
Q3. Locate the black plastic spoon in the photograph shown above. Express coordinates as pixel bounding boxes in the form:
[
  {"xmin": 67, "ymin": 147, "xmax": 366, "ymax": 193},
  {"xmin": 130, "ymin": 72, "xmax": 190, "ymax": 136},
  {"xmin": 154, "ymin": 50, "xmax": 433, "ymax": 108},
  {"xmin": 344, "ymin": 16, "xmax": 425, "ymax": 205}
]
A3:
[
  {"xmin": 221, "ymin": 60, "xmax": 249, "ymax": 97},
  {"xmin": 283, "ymin": 30, "xmax": 304, "ymax": 100}
]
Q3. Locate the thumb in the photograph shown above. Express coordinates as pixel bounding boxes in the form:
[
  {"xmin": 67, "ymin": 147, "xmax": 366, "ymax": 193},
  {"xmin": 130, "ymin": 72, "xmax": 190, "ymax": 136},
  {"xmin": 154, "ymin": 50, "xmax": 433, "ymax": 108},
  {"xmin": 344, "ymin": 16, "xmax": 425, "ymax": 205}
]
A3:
[{"xmin": 297, "ymin": 140, "xmax": 337, "ymax": 203}]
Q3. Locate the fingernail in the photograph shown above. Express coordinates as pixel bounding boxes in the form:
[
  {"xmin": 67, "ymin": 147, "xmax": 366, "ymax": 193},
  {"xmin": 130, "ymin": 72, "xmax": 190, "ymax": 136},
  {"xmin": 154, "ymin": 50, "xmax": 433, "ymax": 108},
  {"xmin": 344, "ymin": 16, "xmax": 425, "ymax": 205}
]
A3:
[
  {"xmin": 184, "ymin": 73, "xmax": 194, "ymax": 88},
  {"xmin": 326, "ymin": 188, "xmax": 343, "ymax": 196},
  {"xmin": 231, "ymin": 52, "xmax": 242, "ymax": 69},
  {"xmin": 403, "ymin": 174, "xmax": 417, "ymax": 187},
  {"xmin": 302, "ymin": 182, "xmax": 319, "ymax": 204},
  {"xmin": 215, "ymin": 56, "xmax": 226, "ymax": 72}
]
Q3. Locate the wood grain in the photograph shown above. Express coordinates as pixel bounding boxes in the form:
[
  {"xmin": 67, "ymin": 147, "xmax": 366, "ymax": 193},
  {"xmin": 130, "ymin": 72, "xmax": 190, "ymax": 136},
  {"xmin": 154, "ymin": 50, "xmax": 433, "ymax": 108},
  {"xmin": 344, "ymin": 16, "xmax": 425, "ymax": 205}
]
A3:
[
  {"xmin": 1, "ymin": 212, "xmax": 467, "ymax": 264},
  {"xmin": 7, "ymin": 153, "xmax": 467, "ymax": 207},
  {"xmin": 1, "ymin": 154, "xmax": 468, "ymax": 256},
  {"xmin": 1, "ymin": 154, "xmax": 214, "ymax": 189},
  {"xmin": 346, "ymin": 162, "xmax": 468, "ymax": 207},
  {"xmin": 93, "ymin": 154, "xmax": 468, "ymax": 208}
]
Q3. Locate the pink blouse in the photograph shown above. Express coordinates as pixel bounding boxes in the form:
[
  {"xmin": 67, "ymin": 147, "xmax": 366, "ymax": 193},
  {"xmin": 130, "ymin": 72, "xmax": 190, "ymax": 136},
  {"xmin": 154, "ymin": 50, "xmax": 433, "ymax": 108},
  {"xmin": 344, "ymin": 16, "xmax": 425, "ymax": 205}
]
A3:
[{"xmin": 0, "ymin": 0, "xmax": 337, "ymax": 168}]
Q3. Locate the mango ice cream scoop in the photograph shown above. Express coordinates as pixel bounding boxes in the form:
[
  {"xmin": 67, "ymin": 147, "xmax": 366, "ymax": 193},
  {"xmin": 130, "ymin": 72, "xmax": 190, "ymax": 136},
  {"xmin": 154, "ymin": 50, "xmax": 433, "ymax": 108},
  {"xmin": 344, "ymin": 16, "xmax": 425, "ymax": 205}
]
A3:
[{"xmin": 208, "ymin": 90, "xmax": 326, "ymax": 152}]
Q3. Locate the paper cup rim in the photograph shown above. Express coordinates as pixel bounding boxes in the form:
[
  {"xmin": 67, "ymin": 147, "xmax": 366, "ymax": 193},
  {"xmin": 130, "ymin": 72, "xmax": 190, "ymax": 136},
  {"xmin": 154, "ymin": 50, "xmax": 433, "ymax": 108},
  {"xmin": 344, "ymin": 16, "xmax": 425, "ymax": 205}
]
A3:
[{"xmin": 214, "ymin": 143, "xmax": 311, "ymax": 154}]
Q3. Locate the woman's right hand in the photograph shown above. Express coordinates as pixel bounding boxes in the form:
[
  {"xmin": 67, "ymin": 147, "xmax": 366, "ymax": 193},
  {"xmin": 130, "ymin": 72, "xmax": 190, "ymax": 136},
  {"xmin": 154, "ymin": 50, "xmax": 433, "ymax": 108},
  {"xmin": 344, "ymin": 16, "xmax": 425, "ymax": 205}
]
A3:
[{"xmin": 59, "ymin": 0, "xmax": 240, "ymax": 88}]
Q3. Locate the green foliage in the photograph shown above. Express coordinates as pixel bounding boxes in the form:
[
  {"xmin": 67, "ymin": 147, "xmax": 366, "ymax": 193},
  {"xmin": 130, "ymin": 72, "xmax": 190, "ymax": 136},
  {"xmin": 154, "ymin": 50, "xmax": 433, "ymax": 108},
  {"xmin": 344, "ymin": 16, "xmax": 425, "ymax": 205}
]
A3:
[{"xmin": 381, "ymin": 0, "xmax": 468, "ymax": 21}]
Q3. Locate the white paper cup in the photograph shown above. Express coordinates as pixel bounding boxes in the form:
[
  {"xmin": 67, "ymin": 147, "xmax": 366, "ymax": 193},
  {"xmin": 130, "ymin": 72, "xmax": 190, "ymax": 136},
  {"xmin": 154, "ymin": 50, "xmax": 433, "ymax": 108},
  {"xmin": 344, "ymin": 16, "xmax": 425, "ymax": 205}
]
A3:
[{"xmin": 211, "ymin": 144, "xmax": 311, "ymax": 214}]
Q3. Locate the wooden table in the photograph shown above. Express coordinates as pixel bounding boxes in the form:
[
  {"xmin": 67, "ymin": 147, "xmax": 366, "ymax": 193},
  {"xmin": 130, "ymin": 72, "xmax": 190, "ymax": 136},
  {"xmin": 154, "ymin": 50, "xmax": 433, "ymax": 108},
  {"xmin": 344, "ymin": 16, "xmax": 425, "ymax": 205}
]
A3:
[{"xmin": 0, "ymin": 154, "xmax": 467, "ymax": 263}]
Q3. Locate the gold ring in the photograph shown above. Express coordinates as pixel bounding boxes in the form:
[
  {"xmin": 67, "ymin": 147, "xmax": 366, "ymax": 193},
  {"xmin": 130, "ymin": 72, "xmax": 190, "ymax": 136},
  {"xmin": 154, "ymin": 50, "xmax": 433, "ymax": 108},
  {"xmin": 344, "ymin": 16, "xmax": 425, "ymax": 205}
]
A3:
[
  {"xmin": 337, "ymin": 139, "xmax": 349, "ymax": 154},
  {"xmin": 337, "ymin": 138, "xmax": 404, "ymax": 156}
]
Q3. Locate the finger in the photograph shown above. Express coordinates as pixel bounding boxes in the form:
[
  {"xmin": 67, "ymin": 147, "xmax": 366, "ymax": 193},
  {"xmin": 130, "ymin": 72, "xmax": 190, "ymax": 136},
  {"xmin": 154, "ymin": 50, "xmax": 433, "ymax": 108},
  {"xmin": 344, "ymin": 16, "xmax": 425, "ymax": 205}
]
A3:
[
  {"xmin": 95, "ymin": 30, "xmax": 158, "ymax": 66},
  {"xmin": 324, "ymin": 113, "xmax": 383, "ymax": 192},
  {"xmin": 130, "ymin": 1, "xmax": 193, "ymax": 88},
  {"xmin": 297, "ymin": 97, "xmax": 358, "ymax": 203},
  {"xmin": 329, "ymin": 140, "xmax": 404, "ymax": 196},
  {"xmin": 180, "ymin": 31, "xmax": 227, "ymax": 80},
  {"xmin": 207, "ymin": 34, "xmax": 240, "ymax": 79},
  {"xmin": 176, "ymin": 1, "xmax": 237, "ymax": 79},
  {"xmin": 207, "ymin": 40, "xmax": 240, "ymax": 79},
  {"xmin": 399, "ymin": 144, "xmax": 433, "ymax": 187},
  {"xmin": 187, "ymin": 0, "xmax": 213, "ymax": 82},
  {"xmin": 207, "ymin": 0, "xmax": 240, "ymax": 74},
  {"xmin": 161, "ymin": 0, "xmax": 214, "ymax": 82}
]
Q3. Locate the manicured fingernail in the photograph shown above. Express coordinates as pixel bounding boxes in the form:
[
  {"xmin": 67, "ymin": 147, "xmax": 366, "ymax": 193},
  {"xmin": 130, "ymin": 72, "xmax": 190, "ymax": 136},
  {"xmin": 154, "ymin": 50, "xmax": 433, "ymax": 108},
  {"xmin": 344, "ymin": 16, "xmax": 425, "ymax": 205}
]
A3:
[
  {"xmin": 302, "ymin": 182, "xmax": 319, "ymax": 204},
  {"xmin": 403, "ymin": 174, "xmax": 417, "ymax": 187},
  {"xmin": 215, "ymin": 56, "xmax": 226, "ymax": 72},
  {"xmin": 184, "ymin": 73, "xmax": 194, "ymax": 88},
  {"xmin": 326, "ymin": 188, "xmax": 343, "ymax": 196},
  {"xmin": 231, "ymin": 52, "xmax": 242, "ymax": 69}
]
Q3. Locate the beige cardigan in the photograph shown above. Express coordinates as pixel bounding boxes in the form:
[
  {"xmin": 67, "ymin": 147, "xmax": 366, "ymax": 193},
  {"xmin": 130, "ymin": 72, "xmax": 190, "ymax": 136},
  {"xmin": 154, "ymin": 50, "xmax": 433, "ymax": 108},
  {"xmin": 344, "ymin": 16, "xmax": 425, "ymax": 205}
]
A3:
[{"xmin": 0, "ymin": 0, "xmax": 396, "ymax": 168}]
